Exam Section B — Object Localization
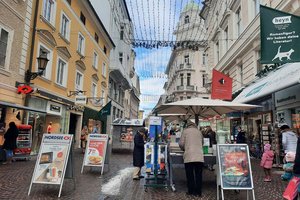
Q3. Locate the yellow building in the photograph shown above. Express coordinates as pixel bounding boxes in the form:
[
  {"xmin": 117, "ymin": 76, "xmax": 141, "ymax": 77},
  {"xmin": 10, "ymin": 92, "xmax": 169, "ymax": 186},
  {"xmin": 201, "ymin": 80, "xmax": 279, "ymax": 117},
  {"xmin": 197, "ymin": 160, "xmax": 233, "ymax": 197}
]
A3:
[{"xmin": 26, "ymin": 0, "xmax": 114, "ymax": 151}]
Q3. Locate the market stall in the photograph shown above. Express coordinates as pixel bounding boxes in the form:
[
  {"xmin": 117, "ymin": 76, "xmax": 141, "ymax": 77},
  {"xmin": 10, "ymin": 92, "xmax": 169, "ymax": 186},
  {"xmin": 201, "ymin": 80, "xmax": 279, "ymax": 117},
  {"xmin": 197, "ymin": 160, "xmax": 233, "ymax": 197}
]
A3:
[{"xmin": 111, "ymin": 118, "xmax": 143, "ymax": 152}]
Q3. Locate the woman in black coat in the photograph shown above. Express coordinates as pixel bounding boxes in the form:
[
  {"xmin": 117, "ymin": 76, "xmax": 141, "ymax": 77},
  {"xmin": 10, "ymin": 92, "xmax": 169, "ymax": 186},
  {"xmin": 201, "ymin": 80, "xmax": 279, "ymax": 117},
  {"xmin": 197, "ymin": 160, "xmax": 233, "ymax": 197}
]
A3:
[
  {"xmin": 3, "ymin": 122, "xmax": 19, "ymax": 164},
  {"xmin": 132, "ymin": 127, "xmax": 147, "ymax": 180}
]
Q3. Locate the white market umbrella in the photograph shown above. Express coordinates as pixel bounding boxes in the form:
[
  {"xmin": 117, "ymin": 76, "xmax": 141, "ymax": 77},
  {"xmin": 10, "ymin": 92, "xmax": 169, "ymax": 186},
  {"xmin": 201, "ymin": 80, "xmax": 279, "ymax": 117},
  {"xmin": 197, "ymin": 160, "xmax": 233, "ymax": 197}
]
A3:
[{"xmin": 154, "ymin": 98, "xmax": 260, "ymax": 125}]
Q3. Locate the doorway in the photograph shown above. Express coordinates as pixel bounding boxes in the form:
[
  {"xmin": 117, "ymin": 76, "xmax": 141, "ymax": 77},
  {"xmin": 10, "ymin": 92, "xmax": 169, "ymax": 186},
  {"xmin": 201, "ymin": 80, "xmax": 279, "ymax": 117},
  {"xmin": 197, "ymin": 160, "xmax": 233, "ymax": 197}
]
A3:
[{"xmin": 69, "ymin": 113, "xmax": 77, "ymax": 144}]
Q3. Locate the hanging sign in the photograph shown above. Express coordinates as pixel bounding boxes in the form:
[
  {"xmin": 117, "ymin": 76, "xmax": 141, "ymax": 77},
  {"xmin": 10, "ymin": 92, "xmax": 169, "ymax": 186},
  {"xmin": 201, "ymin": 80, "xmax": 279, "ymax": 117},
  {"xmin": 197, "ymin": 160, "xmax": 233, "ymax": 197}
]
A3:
[
  {"xmin": 28, "ymin": 134, "xmax": 73, "ymax": 197},
  {"xmin": 211, "ymin": 69, "xmax": 233, "ymax": 100},
  {"xmin": 75, "ymin": 95, "xmax": 87, "ymax": 105},
  {"xmin": 17, "ymin": 85, "xmax": 33, "ymax": 94},
  {"xmin": 81, "ymin": 134, "xmax": 108, "ymax": 175},
  {"xmin": 260, "ymin": 5, "xmax": 300, "ymax": 64},
  {"xmin": 217, "ymin": 144, "xmax": 254, "ymax": 190}
]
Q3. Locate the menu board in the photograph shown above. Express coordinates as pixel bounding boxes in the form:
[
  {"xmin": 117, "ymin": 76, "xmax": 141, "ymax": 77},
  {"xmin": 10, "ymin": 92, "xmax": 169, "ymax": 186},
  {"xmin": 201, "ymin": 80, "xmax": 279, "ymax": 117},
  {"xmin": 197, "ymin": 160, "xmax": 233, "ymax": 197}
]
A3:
[
  {"xmin": 28, "ymin": 134, "xmax": 73, "ymax": 197},
  {"xmin": 217, "ymin": 144, "xmax": 253, "ymax": 190},
  {"xmin": 81, "ymin": 134, "xmax": 108, "ymax": 175}
]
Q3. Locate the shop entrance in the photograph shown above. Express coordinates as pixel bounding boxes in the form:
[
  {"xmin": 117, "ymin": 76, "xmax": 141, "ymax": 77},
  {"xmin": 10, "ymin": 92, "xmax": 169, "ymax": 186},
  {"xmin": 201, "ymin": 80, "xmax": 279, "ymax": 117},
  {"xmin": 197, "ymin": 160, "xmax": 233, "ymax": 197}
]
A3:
[{"xmin": 69, "ymin": 113, "xmax": 77, "ymax": 144}]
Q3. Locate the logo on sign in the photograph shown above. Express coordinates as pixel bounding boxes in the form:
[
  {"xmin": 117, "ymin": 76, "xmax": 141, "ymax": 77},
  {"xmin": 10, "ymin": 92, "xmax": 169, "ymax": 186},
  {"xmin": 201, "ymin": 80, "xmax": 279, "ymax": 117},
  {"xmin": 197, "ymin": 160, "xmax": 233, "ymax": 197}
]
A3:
[
  {"xmin": 272, "ymin": 16, "xmax": 291, "ymax": 24},
  {"xmin": 75, "ymin": 95, "xmax": 87, "ymax": 105},
  {"xmin": 44, "ymin": 135, "xmax": 64, "ymax": 140},
  {"xmin": 17, "ymin": 85, "xmax": 33, "ymax": 94},
  {"xmin": 64, "ymin": 136, "xmax": 71, "ymax": 140}
]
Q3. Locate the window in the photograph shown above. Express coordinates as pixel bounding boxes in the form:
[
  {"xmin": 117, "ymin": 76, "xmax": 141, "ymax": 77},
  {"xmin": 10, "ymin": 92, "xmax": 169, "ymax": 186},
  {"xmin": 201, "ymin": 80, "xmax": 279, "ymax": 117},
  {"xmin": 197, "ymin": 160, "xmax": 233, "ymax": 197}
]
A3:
[
  {"xmin": 119, "ymin": 52, "xmax": 123, "ymax": 64},
  {"xmin": 202, "ymin": 53, "xmax": 206, "ymax": 65},
  {"xmin": 0, "ymin": 28, "xmax": 10, "ymax": 69},
  {"xmin": 184, "ymin": 55, "xmax": 189, "ymax": 64},
  {"xmin": 180, "ymin": 96, "xmax": 184, "ymax": 100},
  {"xmin": 216, "ymin": 41, "xmax": 220, "ymax": 62},
  {"xmin": 236, "ymin": 7, "xmax": 242, "ymax": 36},
  {"xmin": 102, "ymin": 62, "xmax": 106, "ymax": 77},
  {"xmin": 254, "ymin": 0, "xmax": 260, "ymax": 15},
  {"xmin": 56, "ymin": 58, "xmax": 67, "ymax": 86},
  {"xmin": 101, "ymin": 89, "xmax": 105, "ymax": 104},
  {"xmin": 75, "ymin": 71, "xmax": 83, "ymax": 90},
  {"xmin": 224, "ymin": 26, "xmax": 228, "ymax": 51},
  {"xmin": 187, "ymin": 73, "xmax": 191, "ymax": 86},
  {"xmin": 187, "ymin": 96, "xmax": 191, "ymax": 99},
  {"xmin": 42, "ymin": 0, "xmax": 56, "ymax": 24},
  {"xmin": 66, "ymin": 0, "xmax": 71, "ymax": 5},
  {"xmin": 120, "ymin": 25, "xmax": 124, "ymax": 40},
  {"xmin": 91, "ymin": 82, "xmax": 97, "ymax": 97},
  {"xmin": 60, "ymin": 12, "xmax": 70, "ymax": 40},
  {"xmin": 180, "ymin": 73, "xmax": 184, "ymax": 86},
  {"xmin": 93, "ymin": 51, "xmax": 98, "ymax": 69},
  {"xmin": 37, "ymin": 43, "xmax": 52, "ymax": 79},
  {"xmin": 202, "ymin": 74, "xmax": 207, "ymax": 87},
  {"xmin": 184, "ymin": 15, "xmax": 190, "ymax": 24},
  {"xmin": 80, "ymin": 12, "xmax": 86, "ymax": 25},
  {"xmin": 104, "ymin": 46, "xmax": 107, "ymax": 54},
  {"xmin": 94, "ymin": 33, "xmax": 99, "ymax": 43},
  {"xmin": 77, "ymin": 33, "xmax": 85, "ymax": 55},
  {"xmin": 239, "ymin": 64, "xmax": 243, "ymax": 86}
]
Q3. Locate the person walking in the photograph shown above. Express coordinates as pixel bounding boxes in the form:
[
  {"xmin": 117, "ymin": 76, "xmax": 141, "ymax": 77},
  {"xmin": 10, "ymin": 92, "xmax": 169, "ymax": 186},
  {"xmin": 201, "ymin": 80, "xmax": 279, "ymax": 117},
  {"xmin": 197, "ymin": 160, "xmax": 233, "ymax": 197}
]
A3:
[
  {"xmin": 260, "ymin": 143, "xmax": 274, "ymax": 182},
  {"xmin": 81, "ymin": 126, "xmax": 88, "ymax": 154},
  {"xmin": 47, "ymin": 122, "xmax": 52, "ymax": 134},
  {"xmin": 280, "ymin": 124, "xmax": 297, "ymax": 154},
  {"xmin": 3, "ymin": 122, "xmax": 19, "ymax": 164},
  {"xmin": 203, "ymin": 126, "xmax": 217, "ymax": 147},
  {"xmin": 179, "ymin": 120, "xmax": 204, "ymax": 197},
  {"xmin": 236, "ymin": 126, "xmax": 246, "ymax": 144},
  {"xmin": 132, "ymin": 127, "xmax": 147, "ymax": 180}
]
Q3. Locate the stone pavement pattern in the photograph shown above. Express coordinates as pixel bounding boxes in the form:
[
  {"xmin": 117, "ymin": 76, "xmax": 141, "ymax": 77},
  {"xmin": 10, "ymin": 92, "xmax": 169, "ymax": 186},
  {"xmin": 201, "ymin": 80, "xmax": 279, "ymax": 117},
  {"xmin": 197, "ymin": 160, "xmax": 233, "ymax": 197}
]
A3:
[{"xmin": 0, "ymin": 149, "xmax": 288, "ymax": 200}]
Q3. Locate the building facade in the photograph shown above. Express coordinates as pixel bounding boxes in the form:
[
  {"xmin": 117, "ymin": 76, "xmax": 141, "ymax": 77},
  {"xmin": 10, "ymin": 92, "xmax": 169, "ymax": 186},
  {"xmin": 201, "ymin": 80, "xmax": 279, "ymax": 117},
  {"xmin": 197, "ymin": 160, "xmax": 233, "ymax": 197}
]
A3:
[
  {"xmin": 92, "ymin": 0, "xmax": 140, "ymax": 122},
  {"xmin": 201, "ymin": 0, "xmax": 300, "ymax": 161},
  {"xmin": 24, "ymin": 0, "xmax": 114, "ymax": 151},
  {"xmin": 0, "ymin": 0, "xmax": 35, "ymax": 144},
  {"xmin": 163, "ymin": 2, "xmax": 209, "ymax": 104}
]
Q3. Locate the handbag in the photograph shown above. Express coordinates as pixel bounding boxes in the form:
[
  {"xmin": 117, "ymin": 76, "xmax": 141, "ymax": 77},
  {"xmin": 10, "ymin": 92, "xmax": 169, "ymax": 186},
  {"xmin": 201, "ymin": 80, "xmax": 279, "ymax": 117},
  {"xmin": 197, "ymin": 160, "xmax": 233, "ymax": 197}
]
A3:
[{"xmin": 283, "ymin": 176, "xmax": 300, "ymax": 200}]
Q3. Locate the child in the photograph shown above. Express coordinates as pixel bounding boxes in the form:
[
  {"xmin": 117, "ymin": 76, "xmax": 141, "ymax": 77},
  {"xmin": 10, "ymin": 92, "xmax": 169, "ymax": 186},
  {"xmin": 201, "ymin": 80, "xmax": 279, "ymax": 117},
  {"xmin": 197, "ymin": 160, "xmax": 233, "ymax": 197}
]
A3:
[
  {"xmin": 260, "ymin": 143, "xmax": 274, "ymax": 182},
  {"xmin": 281, "ymin": 151, "xmax": 295, "ymax": 181}
]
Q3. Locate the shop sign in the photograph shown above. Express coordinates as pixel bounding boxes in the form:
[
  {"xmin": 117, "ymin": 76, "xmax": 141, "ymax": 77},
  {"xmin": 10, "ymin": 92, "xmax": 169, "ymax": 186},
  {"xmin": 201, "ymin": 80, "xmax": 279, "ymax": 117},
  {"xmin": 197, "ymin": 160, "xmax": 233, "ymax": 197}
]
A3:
[
  {"xmin": 149, "ymin": 116, "xmax": 162, "ymax": 125},
  {"xmin": 275, "ymin": 84, "xmax": 300, "ymax": 107},
  {"xmin": 217, "ymin": 144, "xmax": 254, "ymax": 190},
  {"xmin": 75, "ymin": 95, "xmax": 87, "ymax": 105},
  {"xmin": 81, "ymin": 134, "xmax": 108, "ymax": 175},
  {"xmin": 211, "ymin": 69, "xmax": 233, "ymax": 100},
  {"xmin": 17, "ymin": 85, "xmax": 33, "ymax": 94},
  {"xmin": 28, "ymin": 134, "xmax": 73, "ymax": 197},
  {"xmin": 260, "ymin": 5, "xmax": 300, "ymax": 64},
  {"xmin": 47, "ymin": 101, "xmax": 62, "ymax": 116}
]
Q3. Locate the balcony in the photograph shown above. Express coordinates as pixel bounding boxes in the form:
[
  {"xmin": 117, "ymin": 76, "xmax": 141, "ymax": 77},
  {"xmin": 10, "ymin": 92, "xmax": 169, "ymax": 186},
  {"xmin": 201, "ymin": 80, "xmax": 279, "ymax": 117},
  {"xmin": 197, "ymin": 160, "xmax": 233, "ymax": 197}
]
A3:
[
  {"xmin": 176, "ymin": 63, "xmax": 195, "ymax": 73},
  {"xmin": 186, "ymin": 85, "xmax": 195, "ymax": 91},
  {"xmin": 176, "ymin": 85, "xmax": 184, "ymax": 90}
]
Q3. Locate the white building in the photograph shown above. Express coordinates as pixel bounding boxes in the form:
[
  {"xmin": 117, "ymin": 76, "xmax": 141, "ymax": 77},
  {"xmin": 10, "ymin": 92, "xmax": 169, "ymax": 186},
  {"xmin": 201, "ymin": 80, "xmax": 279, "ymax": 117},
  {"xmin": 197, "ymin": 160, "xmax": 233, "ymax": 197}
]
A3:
[
  {"xmin": 91, "ymin": 0, "xmax": 140, "ymax": 120},
  {"xmin": 163, "ymin": 1, "xmax": 210, "ymax": 104}
]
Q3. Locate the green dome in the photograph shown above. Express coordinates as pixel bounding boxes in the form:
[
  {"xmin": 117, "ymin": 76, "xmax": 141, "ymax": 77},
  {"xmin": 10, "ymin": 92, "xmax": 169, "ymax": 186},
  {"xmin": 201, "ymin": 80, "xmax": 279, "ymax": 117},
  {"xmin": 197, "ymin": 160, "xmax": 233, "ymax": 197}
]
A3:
[{"xmin": 183, "ymin": 0, "xmax": 199, "ymax": 12}]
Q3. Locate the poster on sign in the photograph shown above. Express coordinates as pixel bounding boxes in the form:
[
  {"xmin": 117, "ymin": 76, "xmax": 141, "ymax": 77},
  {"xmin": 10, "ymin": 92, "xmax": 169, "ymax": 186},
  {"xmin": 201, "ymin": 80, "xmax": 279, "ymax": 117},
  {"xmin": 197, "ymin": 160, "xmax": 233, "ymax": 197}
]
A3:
[
  {"xmin": 217, "ymin": 144, "xmax": 254, "ymax": 190},
  {"xmin": 28, "ymin": 134, "xmax": 73, "ymax": 197},
  {"xmin": 81, "ymin": 134, "xmax": 108, "ymax": 175}
]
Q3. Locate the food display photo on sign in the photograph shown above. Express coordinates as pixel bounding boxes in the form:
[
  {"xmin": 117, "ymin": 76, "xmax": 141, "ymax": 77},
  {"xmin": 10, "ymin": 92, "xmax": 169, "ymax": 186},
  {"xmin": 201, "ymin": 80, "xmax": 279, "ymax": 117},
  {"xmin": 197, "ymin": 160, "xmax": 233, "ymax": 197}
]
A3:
[
  {"xmin": 217, "ymin": 144, "xmax": 254, "ymax": 190},
  {"xmin": 81, "ymin": 134, "xmax": 108, "ymax": 175},
  {"xmin": 32, "ymin": 135, "xmax": 72, "ymax": 184}
]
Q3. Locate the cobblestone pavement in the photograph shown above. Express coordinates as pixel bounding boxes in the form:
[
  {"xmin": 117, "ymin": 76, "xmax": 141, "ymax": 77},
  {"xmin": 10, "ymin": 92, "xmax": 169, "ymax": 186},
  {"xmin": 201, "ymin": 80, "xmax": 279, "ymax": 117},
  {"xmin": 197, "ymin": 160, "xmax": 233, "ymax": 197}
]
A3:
[{"xmin": 0, "ymin": 148, "xmax": 288, "ymax": 200}]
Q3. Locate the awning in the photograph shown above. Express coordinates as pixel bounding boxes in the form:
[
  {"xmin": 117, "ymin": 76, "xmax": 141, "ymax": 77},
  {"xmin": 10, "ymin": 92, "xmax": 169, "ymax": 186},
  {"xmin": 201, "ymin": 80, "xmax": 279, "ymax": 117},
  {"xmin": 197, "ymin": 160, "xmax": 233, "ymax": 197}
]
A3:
[
  {"xmin": 0, "ymin": 101, "xmax": 46, "ymax": 113},
  {"xmin": 233, "ymin": 63, "xmax": 300, "ymax": 103}
]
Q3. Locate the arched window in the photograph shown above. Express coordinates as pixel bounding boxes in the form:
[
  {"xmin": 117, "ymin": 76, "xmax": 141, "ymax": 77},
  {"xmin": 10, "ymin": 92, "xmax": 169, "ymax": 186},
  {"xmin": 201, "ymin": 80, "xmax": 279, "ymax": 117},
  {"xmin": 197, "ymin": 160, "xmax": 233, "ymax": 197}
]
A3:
[{"xmin": 184, "ymin": 15, "xmax": 190, "ymax": 24}]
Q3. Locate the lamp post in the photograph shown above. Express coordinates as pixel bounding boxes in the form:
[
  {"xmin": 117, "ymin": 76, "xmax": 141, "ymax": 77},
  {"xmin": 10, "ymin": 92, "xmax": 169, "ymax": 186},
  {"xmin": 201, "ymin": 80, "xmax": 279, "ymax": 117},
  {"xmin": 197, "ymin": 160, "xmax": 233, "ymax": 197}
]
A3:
[{"xmin": 25, "ymin": 51, "xmax": 49, "ymax": 83}]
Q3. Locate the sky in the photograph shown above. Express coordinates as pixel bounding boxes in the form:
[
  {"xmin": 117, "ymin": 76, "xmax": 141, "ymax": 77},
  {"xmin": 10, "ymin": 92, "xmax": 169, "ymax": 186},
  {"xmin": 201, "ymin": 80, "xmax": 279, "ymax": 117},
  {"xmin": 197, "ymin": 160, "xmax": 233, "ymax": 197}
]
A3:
[{"xmin": 91, "ymin": 0, "xmax": 203, "ymax": 117}]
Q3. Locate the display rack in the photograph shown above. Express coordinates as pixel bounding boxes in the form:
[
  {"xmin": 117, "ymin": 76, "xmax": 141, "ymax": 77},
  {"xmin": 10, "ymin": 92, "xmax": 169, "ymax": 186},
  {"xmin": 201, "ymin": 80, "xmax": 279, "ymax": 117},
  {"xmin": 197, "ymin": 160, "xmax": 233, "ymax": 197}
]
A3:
[
  {"xmin": 14, "ymin": 124, "xmax": 32, "ymax": 160},
  {"xmin": 144, "ymin": 117, "xmax": 168, "ymax": 192}
]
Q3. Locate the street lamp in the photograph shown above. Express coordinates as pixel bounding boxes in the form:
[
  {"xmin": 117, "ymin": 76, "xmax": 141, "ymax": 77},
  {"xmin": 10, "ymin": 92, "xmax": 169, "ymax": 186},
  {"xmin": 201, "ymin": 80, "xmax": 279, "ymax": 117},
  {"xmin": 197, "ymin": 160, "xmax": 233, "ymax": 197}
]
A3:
[{"xmin": 25, "ymin": 51, "xmax": 49, "ymax": 83}]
